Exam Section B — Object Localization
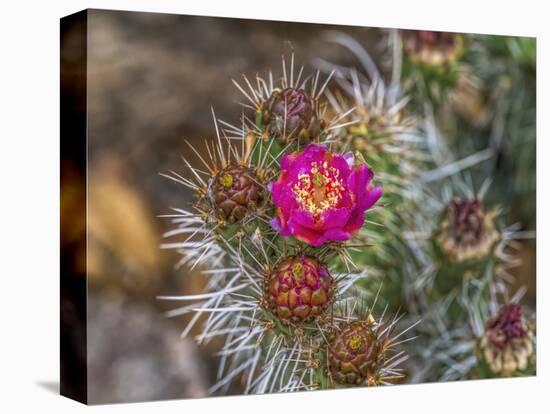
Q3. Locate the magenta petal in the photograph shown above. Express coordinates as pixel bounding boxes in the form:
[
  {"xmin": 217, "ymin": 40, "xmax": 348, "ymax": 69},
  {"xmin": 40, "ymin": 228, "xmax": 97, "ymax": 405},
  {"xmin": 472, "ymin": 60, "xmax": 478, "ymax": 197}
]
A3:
[
  {"xmin": 302, "ymin": 143, "xmax": 327, "ymax": 159},
  {"xmin": 321, "ymin": 228, "xmax": 351, "ymax": 243},
  {"xmin": 320, "ymin": 208, "xmax": 352, "ymax": 230},
  {"xmin": 272, "ymin": 214, "xmax": 292, "ymax": 237},
  {"xmin": 330, "ymin": 155, "xmax": 352, "ymax": 181},
  {"xmin": 348, "ymin": 165, "xmax": 368, "ymax": 195},
  {"xmin": 270, "ymin": 216, "xmax": 282, "ymax": 232},
  {"xmin": 343, "ymin": 209, "xmax": 366, "ymax": 235},
  {"xmin": 363, "ymin": 186, "xmax": 383, "ymax": 210},
  {"xmin": 280, "ymin": 152, "xmax": 299, "ymax": 170},
  {"xmin": 271, "ymin": 183, "xmax": 291, "ymax": 207},
  {"xmin": 343, "ymin": 151, "xmax": 354, "ymax": 167},
  {"xmin": 287, "ymin": 220, "xmax": 325, "ymax": 246},
  {"xmin": 348, "ymin": 165, "xmax": 380, "ymax": 210},
  {"xmin": 291, "ymin": 209, "xmax": 318, "ymax": 230}
]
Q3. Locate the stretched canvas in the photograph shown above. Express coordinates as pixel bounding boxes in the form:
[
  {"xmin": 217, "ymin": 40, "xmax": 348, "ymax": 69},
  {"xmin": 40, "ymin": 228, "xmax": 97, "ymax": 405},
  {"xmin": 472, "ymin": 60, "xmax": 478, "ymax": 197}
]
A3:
[{"xmin": 60, "ymin": 8, "xmax": 536, "ymax": 404}]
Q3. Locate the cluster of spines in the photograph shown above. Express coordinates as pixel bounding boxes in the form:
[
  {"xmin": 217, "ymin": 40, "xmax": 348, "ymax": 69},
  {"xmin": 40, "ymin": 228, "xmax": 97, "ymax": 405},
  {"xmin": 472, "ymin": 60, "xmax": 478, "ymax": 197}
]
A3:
[{"xmin": 161, "ymin": 54, "xmax": 412, "ymax": 394}]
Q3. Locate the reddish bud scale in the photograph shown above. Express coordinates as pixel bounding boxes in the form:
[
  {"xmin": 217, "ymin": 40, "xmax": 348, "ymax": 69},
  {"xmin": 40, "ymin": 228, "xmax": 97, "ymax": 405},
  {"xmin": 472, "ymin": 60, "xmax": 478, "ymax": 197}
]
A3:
[{"xmin": 266, "ymin": 255, "xmax": 332, "ymax": 323}]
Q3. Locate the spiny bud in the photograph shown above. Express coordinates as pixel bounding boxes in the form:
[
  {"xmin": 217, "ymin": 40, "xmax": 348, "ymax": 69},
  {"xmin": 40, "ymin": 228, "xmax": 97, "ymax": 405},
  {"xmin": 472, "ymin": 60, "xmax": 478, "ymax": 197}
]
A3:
[
  {"xmin": 209, "ymin": 164, "xmax": 265, "ymax": 224},
  {"xmin": 436, "ymin": 198, "xmax": 499, "ymax": 262},
  {"xmin": 480, "ymin": 304, "xmax": 534, "ymax": 376},
  {"xmin": 263, "ymin": 88, "xmax": 321, "ymax": 145},
  {"xmin": 265, "ymin": 255, "xmax": 333, "ymax": 323},
  {"xmin": 402, "ymin": 30, "xmax": 463, "ymax": 66},
  {"xmin": 327, "ymin": 320, "xmax": 386, "ymax": 386}
]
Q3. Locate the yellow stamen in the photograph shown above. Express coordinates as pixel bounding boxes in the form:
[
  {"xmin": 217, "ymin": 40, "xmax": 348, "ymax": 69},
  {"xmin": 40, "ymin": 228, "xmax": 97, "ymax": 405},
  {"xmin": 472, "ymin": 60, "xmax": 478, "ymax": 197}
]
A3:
[
  {"xmin": 292, "ymin": 161, "xmax": 344, "ymax": 218},
  {"xmin": 220, "ymin": 174, "xmax": 233, "ymax": 188},
  {"xmin": 347, "ymin": 334, "xmax": 363, "ymax": 351}
]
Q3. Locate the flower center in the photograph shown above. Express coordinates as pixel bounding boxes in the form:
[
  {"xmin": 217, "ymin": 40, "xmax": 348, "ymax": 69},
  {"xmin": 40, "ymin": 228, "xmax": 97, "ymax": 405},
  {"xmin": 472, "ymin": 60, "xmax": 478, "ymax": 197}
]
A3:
[{"xmin": 292, "ymin": 161, "xmax": 345, "ymax": 217}]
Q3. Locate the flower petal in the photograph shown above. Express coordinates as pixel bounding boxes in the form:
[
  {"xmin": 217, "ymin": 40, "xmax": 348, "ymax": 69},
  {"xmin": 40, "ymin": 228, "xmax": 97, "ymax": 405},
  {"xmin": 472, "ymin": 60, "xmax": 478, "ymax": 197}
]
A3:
[{"xmin": 268, "ymin": 144, "xmax": 382, "ymax": 246}]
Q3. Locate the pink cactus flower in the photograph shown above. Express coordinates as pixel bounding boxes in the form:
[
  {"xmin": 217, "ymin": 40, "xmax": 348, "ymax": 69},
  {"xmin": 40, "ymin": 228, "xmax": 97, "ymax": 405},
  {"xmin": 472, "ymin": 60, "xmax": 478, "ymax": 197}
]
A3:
[{"xmin": 269, "ymin": 144, "xmax": 382, "ymax": 247}]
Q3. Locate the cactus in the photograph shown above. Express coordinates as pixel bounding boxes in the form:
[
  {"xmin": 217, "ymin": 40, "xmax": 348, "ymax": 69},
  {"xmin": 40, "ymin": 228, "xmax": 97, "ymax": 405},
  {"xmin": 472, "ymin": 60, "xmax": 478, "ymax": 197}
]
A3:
[{"xmin": 159, "ymin": 28, "xmax": 535, "ymax": 395}]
